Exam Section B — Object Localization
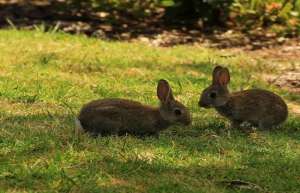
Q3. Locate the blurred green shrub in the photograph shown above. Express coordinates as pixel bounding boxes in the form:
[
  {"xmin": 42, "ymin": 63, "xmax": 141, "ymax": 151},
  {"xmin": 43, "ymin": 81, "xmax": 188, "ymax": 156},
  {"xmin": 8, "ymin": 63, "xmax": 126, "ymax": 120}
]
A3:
[
  {"xmin": 163, "ymin": 0, "xmax": 234, "ymax": 26},
  {"xmin": 162, "ymin": 0, "xmax": 300, "ymax": 36},
  {"xmin": 66, "ymin": 0, "xmax": 300, "ymax": 36},
  {"xmin": 230, "ymin": 0, "xmax": 300, "ymax": 36}
]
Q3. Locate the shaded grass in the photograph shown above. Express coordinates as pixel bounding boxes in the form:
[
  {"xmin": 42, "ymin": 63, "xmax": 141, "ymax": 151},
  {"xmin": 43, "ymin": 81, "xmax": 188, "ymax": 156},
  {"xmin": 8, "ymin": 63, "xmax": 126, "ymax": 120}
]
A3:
[{"xmin": 0, "ymin": 29, "xmax": 299, "ymax": 193}]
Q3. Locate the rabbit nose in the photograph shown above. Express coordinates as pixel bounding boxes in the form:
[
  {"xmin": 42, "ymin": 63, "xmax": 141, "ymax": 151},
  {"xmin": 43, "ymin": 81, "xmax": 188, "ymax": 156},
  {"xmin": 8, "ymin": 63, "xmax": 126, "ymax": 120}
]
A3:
[
  {"xmin": 198, "ymin": 100, "xmax": 209, "ymax": 108},
  {"xmin": 183, "ymin": 114, "xmax": 192, "ymax": 125},
  {"xmin": 185, "ymin": 118, "xmax": 191, "ymax": 125},
  {"xmin": 198, "ymin": 100, "xmax": 205, "ymax": 107}
]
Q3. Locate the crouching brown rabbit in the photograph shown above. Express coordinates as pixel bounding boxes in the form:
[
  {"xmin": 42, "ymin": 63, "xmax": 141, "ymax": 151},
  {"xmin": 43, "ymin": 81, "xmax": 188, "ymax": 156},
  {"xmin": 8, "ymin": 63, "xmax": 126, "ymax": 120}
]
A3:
[
  {"xmin": 198, "ymin": 66, "xmax": 288, "ymax": 130},
  {"xmin": 76, "ymin": 79, "xmax": 191, "ymax": 137}
]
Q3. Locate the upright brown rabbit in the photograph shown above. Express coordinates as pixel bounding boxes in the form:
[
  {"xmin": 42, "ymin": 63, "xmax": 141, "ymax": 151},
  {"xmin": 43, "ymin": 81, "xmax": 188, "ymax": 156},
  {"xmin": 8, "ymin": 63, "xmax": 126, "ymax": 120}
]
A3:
[
  {"xmin": 199, "ymin": 66, "xmax": 288, "ymax": 129},
  {"xmin": 76, "ymin": 79, "xmax": 191, "ymax": 137}
]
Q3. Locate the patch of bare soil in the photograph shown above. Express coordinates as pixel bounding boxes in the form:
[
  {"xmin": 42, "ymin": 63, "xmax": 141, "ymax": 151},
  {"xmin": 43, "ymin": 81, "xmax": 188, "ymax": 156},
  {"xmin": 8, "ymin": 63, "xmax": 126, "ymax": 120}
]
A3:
[
  {"xmin": 252, "ymin": 44, "xmax": 300, "ymax": 95},
  {"xmin": 227, "ymin": 40, "xmax": 300, "ymax": 96},
  {"xmin": 271, "ymin": 71, "xmax": 300, "ymax": 93},
  {"xmin": 288, "ymin": 102, "xmax": 300, "ymax": 117}
]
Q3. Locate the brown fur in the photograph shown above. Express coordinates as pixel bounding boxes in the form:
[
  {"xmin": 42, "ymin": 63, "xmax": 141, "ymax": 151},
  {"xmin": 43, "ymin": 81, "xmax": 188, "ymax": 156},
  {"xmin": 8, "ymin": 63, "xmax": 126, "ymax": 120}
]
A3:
[
  {"xmin": 199, "ymin": 66, "xmax": 288, "ymax": 129},
  {"xmin": 78, "ymin": 80, "xmax": 191, "ymax": 137}
]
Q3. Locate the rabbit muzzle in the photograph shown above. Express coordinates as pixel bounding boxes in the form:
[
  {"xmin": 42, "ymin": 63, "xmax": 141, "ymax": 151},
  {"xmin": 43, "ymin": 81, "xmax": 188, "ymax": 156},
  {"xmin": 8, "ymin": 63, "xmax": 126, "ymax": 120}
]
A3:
[
  {"xmin": 182, "ymin": 116, "xmax": 192, "ymax": 126},
  {"xmin": 198, "ymin": 100, "xmax": 211, "ymax": 108},
  {"xmin": 185, "ymin": 119, "xmax": 191, "ymax": 126}
]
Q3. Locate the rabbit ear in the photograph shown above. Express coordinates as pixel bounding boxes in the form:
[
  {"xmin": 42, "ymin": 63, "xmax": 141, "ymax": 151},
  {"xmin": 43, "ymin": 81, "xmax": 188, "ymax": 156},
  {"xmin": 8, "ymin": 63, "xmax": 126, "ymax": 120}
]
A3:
[
  {"xmin": 157, "ymin": 79, "xmax": 174, "ymax": 103},
  {"xmin": 212, "ymin": 66, "xmax": 224, "ymax": 85},
  {"xmin": 217, "ymin": 68, "xmax": 230, "ymax": 86}
]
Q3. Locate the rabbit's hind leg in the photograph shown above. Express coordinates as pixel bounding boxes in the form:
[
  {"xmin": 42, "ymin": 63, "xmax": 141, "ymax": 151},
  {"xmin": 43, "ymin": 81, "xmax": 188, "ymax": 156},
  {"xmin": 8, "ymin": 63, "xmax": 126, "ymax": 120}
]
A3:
[
  {"xmin": 92, "ymin": 119, "xmax": 122, "ymax": 136},
  {"xmin": 232, "ymin": 120, "xmax": 255, "ymax": 134},
  {"xmin": 259, "ymin": 117, "xmax": 275, "ymax": 130},
  {"xmin": 230, "ymin": 120, "xmax": 243, "ymax": 129},
  {"xmin": 136, "ymin": 131, "xmax": 159, "ymax": 139},
  {"xmin": 148, "ymin": 132, "xmax": 159, "ymax": 139}
]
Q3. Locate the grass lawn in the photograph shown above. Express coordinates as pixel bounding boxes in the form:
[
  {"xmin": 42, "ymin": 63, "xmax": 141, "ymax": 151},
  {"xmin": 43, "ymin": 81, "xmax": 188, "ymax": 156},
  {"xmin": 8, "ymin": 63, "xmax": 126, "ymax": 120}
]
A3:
[{"xmin": 0, "ymin": 29, "xmax": 299, "ymax": 193}]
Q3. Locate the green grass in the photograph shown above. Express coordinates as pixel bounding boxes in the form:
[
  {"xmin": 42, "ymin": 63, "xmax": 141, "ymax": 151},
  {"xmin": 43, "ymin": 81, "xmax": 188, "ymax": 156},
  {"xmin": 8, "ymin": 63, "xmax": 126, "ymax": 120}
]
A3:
[{"xmin": 0, "ymin": 29, "xmax": 299, "ymax": 193}]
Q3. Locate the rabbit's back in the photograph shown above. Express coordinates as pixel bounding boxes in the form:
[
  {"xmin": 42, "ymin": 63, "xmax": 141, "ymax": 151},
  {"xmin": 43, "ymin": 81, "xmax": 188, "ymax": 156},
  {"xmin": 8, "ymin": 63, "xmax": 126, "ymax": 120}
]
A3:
[
  {"xmin": 78, "ymin": 98, "xmax": 160, "ymax": 136},
  {"xmin": 216, "ymin": 89, "xmax": 288, "ymax": 128},
  {"xmin": 81, "ymin": 98, "xmax": 146, "ymax": 110}
]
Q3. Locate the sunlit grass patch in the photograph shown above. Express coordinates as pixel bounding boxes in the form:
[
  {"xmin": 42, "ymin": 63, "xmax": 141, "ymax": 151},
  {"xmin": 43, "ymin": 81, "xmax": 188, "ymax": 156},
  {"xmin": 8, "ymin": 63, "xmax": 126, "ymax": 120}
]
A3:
[{"xmin": 0, "ymin": 29, "xmax": 299, "ymax": 193}]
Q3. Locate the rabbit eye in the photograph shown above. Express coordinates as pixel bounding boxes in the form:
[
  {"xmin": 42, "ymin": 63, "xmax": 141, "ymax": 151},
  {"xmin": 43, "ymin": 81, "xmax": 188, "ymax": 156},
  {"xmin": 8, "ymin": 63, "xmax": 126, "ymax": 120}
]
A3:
[
  {"xmin": 174, "ymin": 109, "xmax": 182, "ymax": 116},
  {"xmin": 210, "ymin": 92, "xmax": 217, "ymax": 98}
]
